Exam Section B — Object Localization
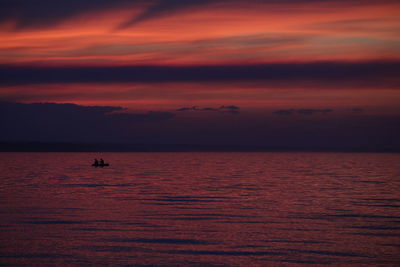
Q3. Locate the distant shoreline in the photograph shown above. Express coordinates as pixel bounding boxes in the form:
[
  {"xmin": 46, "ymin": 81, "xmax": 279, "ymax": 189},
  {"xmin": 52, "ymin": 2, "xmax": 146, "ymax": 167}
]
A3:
[{"xmin": 0, "ymin": 142, "xmax": 398, "ymax": 153}]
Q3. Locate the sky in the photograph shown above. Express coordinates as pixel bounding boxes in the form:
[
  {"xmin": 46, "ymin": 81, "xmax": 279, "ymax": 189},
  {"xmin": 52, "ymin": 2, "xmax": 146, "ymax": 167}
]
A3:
[{"xmin": 0, "ymin": 0, "xmax": 400, "ymax": 150}]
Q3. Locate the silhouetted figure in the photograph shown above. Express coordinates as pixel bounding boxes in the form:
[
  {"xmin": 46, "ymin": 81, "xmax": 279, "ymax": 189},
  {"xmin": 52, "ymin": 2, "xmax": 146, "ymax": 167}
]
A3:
[{"xmin": 92, "ymin": 158, "xmax": 109, "ymax": 167}]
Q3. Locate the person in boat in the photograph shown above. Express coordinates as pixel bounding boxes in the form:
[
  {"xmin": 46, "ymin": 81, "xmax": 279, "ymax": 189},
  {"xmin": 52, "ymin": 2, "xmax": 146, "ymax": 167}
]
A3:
[
  {"xmin": 93, "ymin": 159, "xmax": 99, "ymax": 166},
  {"xmin": 100, "ymin": 158, "xmax": 104, "ymax": 165}
]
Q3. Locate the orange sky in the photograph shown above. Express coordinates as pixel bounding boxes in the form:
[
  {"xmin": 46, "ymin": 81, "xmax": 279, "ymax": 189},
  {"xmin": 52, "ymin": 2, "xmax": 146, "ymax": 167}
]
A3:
[
  {"xmin": 0, "ymin": 0, "xmax": 399, "ymax": 112},
  {"xmin": 1, "ymin": 1, "xmax": 399, "ymax": 66}
]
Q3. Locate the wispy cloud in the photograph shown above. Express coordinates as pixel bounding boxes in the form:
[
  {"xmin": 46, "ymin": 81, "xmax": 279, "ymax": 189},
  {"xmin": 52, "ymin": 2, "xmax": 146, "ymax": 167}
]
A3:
[
  {"xmin": 177, "ymin": 105, "xmax": 240, "ymax": 114},
  {"xmin": 2, "ymin": 0, "xmax": 398, "ymax": 29},
  {"xmin": 1, "ymin": 61, "xmax": 398, "ymax": 86}
]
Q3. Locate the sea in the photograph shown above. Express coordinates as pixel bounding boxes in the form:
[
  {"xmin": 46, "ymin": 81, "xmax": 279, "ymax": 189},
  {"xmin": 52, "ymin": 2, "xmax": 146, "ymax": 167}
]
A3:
[{"xmin": 0, "ymin": 152, "xmax": 399, "ymax": 266}]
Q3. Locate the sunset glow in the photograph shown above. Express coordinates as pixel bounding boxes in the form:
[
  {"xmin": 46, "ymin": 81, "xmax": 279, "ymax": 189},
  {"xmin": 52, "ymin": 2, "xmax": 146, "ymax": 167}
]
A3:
[
  {"xmin": 1, "ymin": 1, "xmax": 399, "ymax": 66},
  {"xmin": 1, "ymin": 0, "xmax": 399, "ymax": 148}
]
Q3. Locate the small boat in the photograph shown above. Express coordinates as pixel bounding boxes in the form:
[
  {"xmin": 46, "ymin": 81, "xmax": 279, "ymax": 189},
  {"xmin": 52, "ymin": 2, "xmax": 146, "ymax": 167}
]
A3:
[{"xmin": 92, "ymin": 163, "xmax": 110, "ymax": 167}]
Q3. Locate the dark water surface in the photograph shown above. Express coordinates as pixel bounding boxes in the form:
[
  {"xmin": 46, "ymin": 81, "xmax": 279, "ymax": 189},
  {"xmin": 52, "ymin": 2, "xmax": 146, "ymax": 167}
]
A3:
[{"xmin": 0, "ymin": 152, "xmax": 399, "ymax": 266}]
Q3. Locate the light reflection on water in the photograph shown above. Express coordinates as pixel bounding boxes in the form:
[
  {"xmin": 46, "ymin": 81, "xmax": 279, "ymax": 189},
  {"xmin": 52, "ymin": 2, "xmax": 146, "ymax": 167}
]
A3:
[{"xmin": 0, "ymin": 152, "xmax": 399, "ymax": 266}]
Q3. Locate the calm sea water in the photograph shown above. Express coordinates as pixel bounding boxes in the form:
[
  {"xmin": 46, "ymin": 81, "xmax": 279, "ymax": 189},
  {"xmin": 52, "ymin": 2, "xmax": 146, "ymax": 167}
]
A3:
[{"xmin": 0, "ymin": 152, "xmax": 399, "ymax": 266}]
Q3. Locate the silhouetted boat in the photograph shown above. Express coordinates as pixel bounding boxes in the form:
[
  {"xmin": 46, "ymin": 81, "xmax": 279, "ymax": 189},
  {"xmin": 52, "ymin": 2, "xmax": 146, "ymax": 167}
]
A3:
[{"xmin": 92, "ymin": 163, "xmax": 110, "ymax": 167}]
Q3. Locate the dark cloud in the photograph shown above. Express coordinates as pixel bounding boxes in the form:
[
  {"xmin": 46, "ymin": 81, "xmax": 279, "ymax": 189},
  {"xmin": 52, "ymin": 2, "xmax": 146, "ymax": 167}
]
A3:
[
  {"xmin": 0, "ymin": 0, "xmax": 135, "ymax": 29},
  {"xmin": 177, "ymin": 105, "xmax": 240, "ymax": 114},
  {"xmin": 1, "ymin": 61, "xmax": 398, "ymax": 86},
  {"xmin": 201, "ymin": 107, "xmax": 218, "ymax": 111},
  {"xmin": 116, "ymin": 0, "xmax": 216, "ymax": 29},
  {"xmin": 0, "ymin": 1, "xmax": 98, "ymax": 29},
  {"xmin": 0, "ymin": 0, "xmax": 396, "ymax": 30},
  {"xmin": 297, "ymin": 108, "xmax": 332, "ymax": 115},
  {"xmin": 1, "ymin": 101, "xmax": 399, "ymax": 151},
  {"xmin": 177, "ymin": 106, "xmax": 199, "ymax": 111},
  {"xmin": 0, "ymin": 101, "xmax": 174, "ymax": 142},
  {"xmin": 273, "ymin": 108, "xmax": 333, "ymax": 115},
  {"xmin": 220, "ymin": 105, "xmax": 240, "ymax": 110},
  {"xmin": 273, "ymin": 109, "xmax": 295, "ymax": 115},
  {"xmin": 219, "ymin": 105, "xmax": 240, "ymax": 114}
]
